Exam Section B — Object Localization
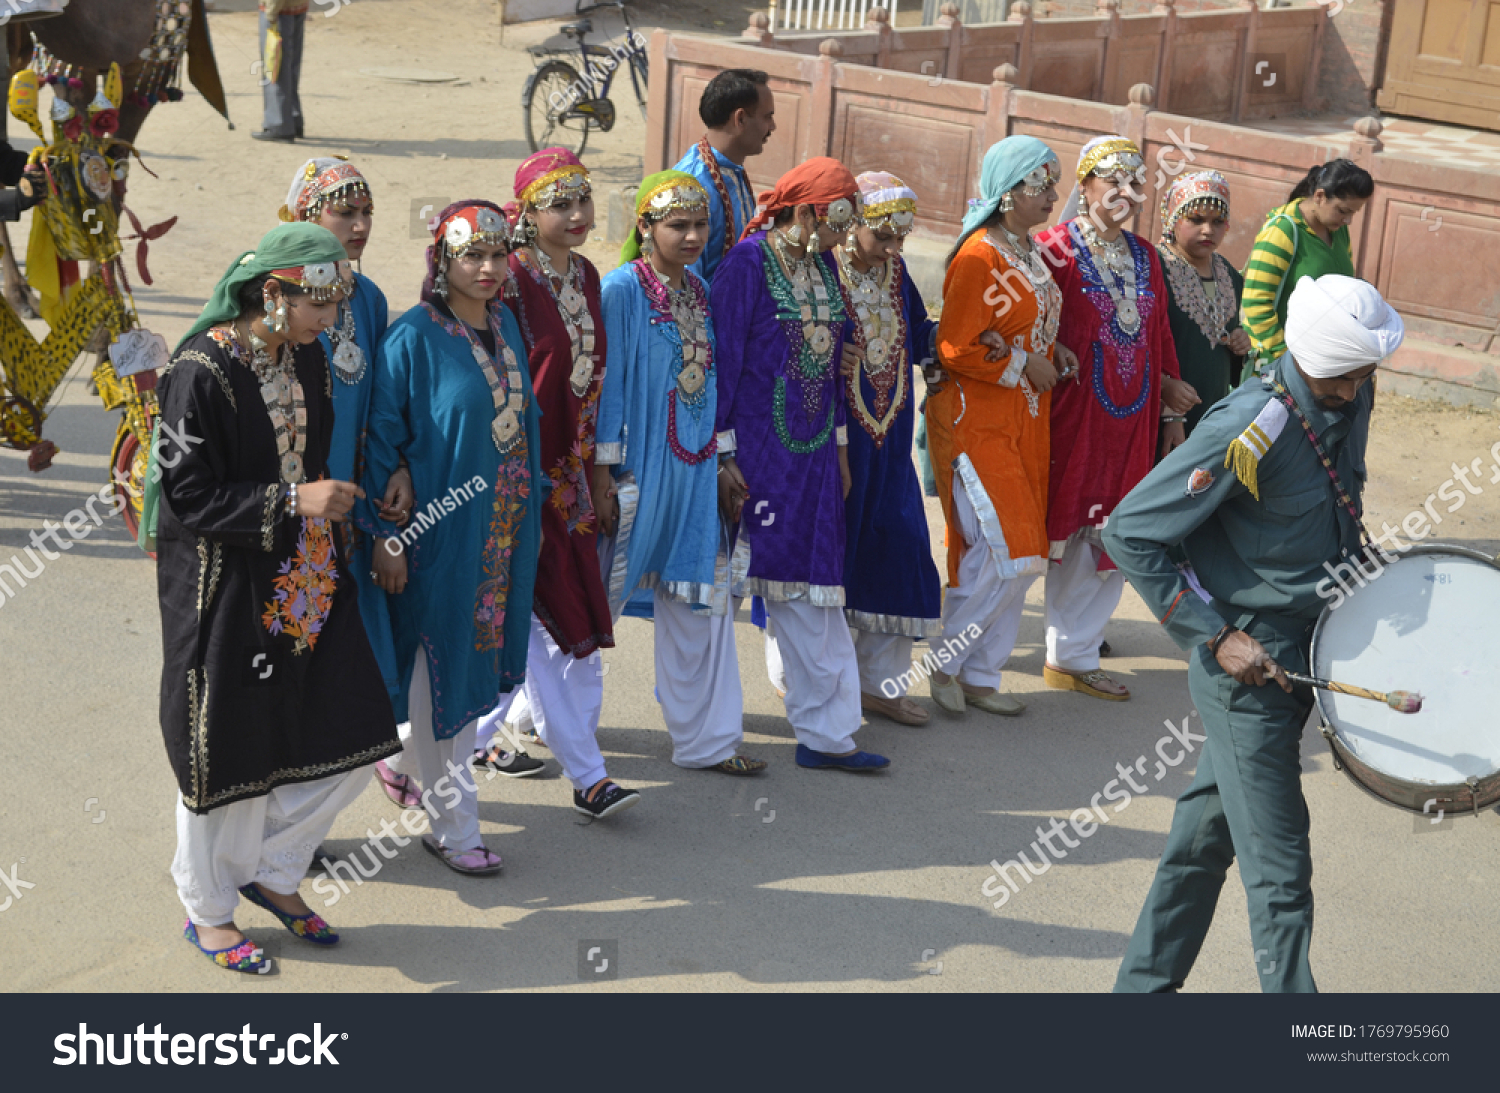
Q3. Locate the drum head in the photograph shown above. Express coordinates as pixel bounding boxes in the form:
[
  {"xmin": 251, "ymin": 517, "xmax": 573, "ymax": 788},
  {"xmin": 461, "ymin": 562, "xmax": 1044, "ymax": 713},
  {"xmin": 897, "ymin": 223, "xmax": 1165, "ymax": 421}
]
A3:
[{"xmin": 1314, "ymin": 544, "xmax": 1500, "ymax": 811}]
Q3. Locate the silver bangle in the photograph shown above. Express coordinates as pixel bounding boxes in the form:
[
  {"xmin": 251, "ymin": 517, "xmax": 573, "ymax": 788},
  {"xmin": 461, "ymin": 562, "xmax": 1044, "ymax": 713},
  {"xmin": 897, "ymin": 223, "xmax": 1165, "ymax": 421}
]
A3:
[{"xmin": 286, "ymin": 482, "xmax": 299, "ymax": 518}]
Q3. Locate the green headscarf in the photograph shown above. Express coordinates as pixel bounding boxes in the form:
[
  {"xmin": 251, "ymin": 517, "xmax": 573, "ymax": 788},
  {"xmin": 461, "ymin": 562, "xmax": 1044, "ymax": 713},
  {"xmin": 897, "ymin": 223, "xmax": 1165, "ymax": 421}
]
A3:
[
  {"xmin": 179, "ymin": 221, "xmax": 348, "ymax": 348},
  {"xmin": 620, "ymin": 170, "xmax": 711, "ymax": 264}
]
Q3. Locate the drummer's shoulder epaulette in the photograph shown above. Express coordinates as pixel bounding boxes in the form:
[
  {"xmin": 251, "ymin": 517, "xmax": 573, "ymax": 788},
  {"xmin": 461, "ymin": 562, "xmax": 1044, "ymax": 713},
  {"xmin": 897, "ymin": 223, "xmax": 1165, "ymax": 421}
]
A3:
[{"xmin": 1223, "ymin": 397, "xmax": 1289, "ymax": 500}]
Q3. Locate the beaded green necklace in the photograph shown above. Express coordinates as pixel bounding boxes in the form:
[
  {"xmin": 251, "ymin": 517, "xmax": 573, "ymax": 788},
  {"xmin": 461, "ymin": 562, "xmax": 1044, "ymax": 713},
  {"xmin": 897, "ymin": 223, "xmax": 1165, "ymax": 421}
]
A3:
[{"xmin": 760, "ymin": 235, "xmax": 845, "ymax": 454}]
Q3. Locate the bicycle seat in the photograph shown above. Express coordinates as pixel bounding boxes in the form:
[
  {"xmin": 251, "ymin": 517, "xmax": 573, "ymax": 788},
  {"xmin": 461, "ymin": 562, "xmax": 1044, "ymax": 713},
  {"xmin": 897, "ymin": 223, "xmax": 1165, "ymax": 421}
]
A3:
[{"xmin": 561, "ymin": 19, "xmax": 592, "ymax": 38}]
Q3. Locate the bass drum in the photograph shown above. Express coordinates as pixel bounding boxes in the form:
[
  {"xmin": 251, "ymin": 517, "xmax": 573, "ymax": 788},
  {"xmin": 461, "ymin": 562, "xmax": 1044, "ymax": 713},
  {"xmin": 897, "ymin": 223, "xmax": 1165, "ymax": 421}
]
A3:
[{"xmin": 1313, "ymin": 543, "xmax": 1500, "ymax": 814}]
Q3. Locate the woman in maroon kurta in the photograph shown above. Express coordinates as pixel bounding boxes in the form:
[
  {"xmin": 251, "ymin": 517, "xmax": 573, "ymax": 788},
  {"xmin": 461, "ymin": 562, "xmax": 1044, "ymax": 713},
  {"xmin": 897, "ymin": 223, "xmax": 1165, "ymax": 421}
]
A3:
[
  {"xmin": 1035, "ymin": 135, "xmax": 1194, "ymax": 701},
  {"xmin": 497, "ymin": 148, "xmax": 639, "ymax": 820}
]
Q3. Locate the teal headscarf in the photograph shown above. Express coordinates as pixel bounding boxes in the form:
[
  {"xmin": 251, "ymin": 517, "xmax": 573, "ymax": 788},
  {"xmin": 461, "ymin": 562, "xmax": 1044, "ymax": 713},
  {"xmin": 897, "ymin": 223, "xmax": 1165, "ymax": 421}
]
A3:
[
  {"xmin": 961, "ymin": 135, "xmax": 1058, "ymax": 236},
  {"xmin": 179, "ymin": 221, "xmax": 348, "ymax": 348}
]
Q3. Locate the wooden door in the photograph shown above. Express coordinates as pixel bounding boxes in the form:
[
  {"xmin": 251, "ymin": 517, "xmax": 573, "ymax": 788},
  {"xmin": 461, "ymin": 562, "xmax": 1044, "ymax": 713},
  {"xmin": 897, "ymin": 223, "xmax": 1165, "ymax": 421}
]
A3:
[{"xmin": 1378, "ymin": 0, "xmax": 1500, "ymax": 130}]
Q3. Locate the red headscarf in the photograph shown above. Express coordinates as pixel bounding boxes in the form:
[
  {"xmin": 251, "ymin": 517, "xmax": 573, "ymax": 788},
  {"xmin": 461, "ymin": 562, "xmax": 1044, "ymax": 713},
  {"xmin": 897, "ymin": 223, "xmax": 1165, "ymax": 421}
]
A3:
[
  {"xmin": 514, "ymin": 147, "xmax": 589, "ymax": 206},
  {"xmin": 740, "ymin": 156, "xmax": 859, "ymax": 240}
]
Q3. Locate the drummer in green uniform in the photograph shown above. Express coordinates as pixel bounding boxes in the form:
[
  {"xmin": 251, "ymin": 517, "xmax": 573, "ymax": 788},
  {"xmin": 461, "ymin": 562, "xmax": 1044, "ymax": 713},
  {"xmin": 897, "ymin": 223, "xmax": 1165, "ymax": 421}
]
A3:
[{"xmin": 1103, "ymin": 274, "xmax": 1405, "ymax": 993}]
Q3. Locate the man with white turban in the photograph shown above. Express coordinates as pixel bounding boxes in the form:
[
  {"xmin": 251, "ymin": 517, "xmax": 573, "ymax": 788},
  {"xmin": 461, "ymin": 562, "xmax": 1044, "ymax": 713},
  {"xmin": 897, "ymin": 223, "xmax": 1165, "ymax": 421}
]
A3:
[{"xmin": 1097, "ymin": 274, "xmax": 1403, "ymax": 992}]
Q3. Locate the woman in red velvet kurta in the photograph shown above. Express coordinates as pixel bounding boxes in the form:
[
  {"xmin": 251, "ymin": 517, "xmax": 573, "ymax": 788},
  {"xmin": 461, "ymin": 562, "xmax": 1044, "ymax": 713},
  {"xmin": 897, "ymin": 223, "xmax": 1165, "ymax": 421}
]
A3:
[
  {"xmin": 1034, "ymin": 135, "xmax": 1195, "ymax": 701},
  {"xmin": 493, "ymin": 148, "xmax": 640, "ymax": 821}
]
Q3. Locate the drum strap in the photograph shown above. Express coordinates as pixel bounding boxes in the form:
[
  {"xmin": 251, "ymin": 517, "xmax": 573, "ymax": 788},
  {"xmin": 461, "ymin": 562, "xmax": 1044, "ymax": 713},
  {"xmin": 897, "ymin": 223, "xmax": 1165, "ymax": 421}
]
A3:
[{"xmin": 1269, "ymin": 378, "xmax": 1374, "ymax": 554}]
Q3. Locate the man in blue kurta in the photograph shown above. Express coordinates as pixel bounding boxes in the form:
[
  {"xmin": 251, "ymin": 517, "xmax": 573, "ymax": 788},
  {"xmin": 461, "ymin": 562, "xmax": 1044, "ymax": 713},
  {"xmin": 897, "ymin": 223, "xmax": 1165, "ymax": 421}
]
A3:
[
  {"xmin": 594, "ymin": 171, "xmax": 764, "ymax": 775},
  {"xmin": 714, "ymin": 158, "xmax": 888, "ymax": 772},
  {"xmin": 1103, "ymin": 276, "xmax": 1404, "ymax": 992},
  {"xmin": 670, "ymin": 68, "xmax": 775, "ymax": 283}
]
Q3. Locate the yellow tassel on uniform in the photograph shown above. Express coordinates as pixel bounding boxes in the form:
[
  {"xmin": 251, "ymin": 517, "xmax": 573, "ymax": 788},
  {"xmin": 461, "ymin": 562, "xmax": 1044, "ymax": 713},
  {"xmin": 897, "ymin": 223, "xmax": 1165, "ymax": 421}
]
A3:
[{"xmin": 1223, "ymin": 398, "xmax": 1288, "ymax": 500}]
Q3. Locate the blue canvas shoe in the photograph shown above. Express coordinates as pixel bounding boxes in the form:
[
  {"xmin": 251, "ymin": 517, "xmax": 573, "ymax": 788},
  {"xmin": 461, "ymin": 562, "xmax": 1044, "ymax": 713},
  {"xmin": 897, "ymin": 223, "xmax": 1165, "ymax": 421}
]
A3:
[{"xmin": 795, "ymin": 744, "xmax": 890, "ymax": 772}]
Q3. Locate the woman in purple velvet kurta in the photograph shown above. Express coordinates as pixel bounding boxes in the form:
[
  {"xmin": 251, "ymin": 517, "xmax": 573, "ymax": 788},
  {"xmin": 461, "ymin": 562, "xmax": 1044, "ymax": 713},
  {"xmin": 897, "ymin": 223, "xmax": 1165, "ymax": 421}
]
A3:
[
  {"xmin": 712, "ymin": 155, "xmax": 891, "ymax": 772},
  {"xmin": 712, "ymin": 237, "xmax": 850, "ymax": 599}
]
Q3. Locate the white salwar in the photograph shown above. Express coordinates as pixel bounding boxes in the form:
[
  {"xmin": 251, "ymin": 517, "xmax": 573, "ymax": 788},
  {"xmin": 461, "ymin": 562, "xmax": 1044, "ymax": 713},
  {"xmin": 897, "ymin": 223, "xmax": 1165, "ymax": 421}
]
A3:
[
  {"xmin": 938, "ymin": 477, "xmax": 1036, "ymax": 689},
  {"xmin": 1044, "ymin": 530, "xmax": 1125, "ymax": 671},
  {"xmin": 653, "ymin": 589, "xmax": 744, "ymax": 768},
  {"xmin": 474, "ymin": 683, "xmax": 534, "ymax": 756},
  {"xmin": 764, "ymin": 599, "xmax": 862, "ymax": 755},
  {"xmin": 381, "ymin": 648, "xmax": 481, "ymax": 851},
  {"xmin": 172, "ymin": 766, "xmax": 370, "ymax": 927},
  {"xmin": 519, "ymin": 613, "xmax": 609, "ymax": 793},
  {"xmin": 854, "ymin": 630, "xmax": 916, "ymax": 698}
]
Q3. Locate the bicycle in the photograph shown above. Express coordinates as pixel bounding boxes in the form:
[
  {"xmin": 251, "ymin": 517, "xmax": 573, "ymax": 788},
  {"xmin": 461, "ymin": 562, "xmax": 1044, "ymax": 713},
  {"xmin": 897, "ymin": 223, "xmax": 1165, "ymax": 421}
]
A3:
[{"xmin": 521, "ymin": 0, "xmax": 649, "ymax": 156}]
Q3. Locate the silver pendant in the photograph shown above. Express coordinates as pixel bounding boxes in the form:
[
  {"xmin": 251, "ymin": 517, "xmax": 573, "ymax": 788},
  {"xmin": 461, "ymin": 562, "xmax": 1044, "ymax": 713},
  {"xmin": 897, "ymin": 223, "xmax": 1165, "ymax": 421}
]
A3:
[
  {"xmin": 866, "ymin": 337, "xmax": 890, "ymax": 370},
  {"xmin": 492, "ymin": 409, "xmax": 521, "ymax": 452},
  {"xmin": 281, "ymin": 451, "xmax": 304, "ymax": 482},
  {"xmin": 332, "ymin": 340, "xmax": 364, "ymax": 377},
  {"xmin": 1117, "ymin": 301, "xmax": 1140, "ymax": 330},
  {"xmin": 560, "ymin": 284, "xmax": 585, "ymax": 315},
  {"xmin": 569, "ymin": 353, "xmax": 594, "ymax": 398},
  {"xmin": 678, "ymin": 362, "xmax": 706, "ymax": 398}
]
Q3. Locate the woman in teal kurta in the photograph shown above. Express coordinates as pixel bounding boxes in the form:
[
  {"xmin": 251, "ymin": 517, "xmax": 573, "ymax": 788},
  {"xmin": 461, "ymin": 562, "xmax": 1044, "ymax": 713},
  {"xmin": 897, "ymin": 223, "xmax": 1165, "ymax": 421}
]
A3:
[
  {"xmin": 282, "ymin": 156, "xmax": 403, "ymax": 700},
  {"xmin": 357, "ymin": 201, "xmax": 543, "ymax": 875}
]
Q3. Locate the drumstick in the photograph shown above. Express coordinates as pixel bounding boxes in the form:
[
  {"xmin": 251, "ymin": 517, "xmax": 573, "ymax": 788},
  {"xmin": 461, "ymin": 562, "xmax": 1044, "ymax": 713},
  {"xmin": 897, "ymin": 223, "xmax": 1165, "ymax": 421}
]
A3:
[{"xmin": 1282, "ymin": 670, "xmax": 1423, "ymax": 714}]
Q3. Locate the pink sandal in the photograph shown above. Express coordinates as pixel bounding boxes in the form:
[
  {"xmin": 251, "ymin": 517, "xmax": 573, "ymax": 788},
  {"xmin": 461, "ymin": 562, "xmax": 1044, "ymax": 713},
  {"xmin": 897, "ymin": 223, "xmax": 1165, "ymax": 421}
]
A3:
[
  {"xmin": 422, "ymin": 836, "xmax": 503, "ymax": 876},
  {"xmin": 374, "ymin": 760, "xmax": 422, "ymax": 809}
]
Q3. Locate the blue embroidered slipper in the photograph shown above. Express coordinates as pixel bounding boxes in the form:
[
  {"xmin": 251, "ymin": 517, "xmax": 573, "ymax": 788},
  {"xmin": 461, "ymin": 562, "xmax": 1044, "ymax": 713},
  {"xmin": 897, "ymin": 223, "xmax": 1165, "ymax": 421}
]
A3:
[
  {"xmin": 238, "ymin": 884, "xmax": 339, "ymax": 945},
  {"xmin": 183, "ymin": 920, "xmax": 272, "ymax": 975}
]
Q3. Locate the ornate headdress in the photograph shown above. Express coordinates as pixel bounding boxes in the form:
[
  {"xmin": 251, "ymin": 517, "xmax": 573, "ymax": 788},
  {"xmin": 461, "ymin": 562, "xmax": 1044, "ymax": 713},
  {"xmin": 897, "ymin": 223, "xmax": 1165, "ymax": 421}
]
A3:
[
  {"xmin": 740, "ymin": 156, "xmax": 861, "ymax": 240},
  {"xmin": 423, "ymin": 200, "xmax": 512, "ymax": 304},
  {"xmin": 1076, "ymin": 136, "xmax": 1145, "ymax": 183},
  {"xmin": 1160, "ymin": 170, "xmax": 1230, "ymax": 235},
  {"xmin": 622, "ymin": 170, "xmax": 710, "ymax": 262},
  {"xmin": 515, "ymin": 147, "xmax": 591, "ymax": 209},
  {"xmin": 269, "ymin": 259, "xmax": 356, "ymax": 304},
  {"xmin": 279, "ymin": 156, "xmax": 373, "ymax": 223},
  {"xmin": 855, "ymin": 171, "xmax": 918, "ymax": 235},
  {"xmin": 962, "ymin": 136, "xmax": 1059, "ymax": 234}
]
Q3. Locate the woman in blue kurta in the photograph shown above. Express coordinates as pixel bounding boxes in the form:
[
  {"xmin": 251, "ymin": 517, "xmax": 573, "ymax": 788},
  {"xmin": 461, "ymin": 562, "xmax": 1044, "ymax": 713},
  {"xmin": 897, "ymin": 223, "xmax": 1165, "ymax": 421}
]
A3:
[
  {"xmin": 280, "ymin": 157, "xmax": 404, "ymax": 703},
  {"xmin": 835, "ymin": 172, "xmax": 942, "ymax": 727},
  {"xmin": 360, "ymin": 202, "xmax": 542, "ymax": 876},
  {"xmin": 714, "ymin": 157, "xmax": 888, "ymax": 772},
  {"xmin": 594, "ymin": 171, "xmax": 764, "ymax": 775}
]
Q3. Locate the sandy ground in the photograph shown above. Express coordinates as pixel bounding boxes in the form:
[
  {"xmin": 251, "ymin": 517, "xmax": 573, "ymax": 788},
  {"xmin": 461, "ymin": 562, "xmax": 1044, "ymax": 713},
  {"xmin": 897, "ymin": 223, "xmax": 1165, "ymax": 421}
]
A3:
[{"xmin": 0, "ymin": 0, "xmax": 1497, "ymax": 994}]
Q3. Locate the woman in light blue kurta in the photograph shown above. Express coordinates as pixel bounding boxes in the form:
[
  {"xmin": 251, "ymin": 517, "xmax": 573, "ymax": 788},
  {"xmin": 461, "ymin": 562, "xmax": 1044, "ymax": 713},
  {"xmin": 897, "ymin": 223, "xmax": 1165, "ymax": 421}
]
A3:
[
  {"xmin": 592, "ymin": 171, "xmax": 764, "ymax": 775},
  {"xmin": 357, "ymin": 201, "xmax": 543, "ymax": 874},
  {"xmin": 281, "ymin": 157, "xmax": 401, "ymax": 700}
]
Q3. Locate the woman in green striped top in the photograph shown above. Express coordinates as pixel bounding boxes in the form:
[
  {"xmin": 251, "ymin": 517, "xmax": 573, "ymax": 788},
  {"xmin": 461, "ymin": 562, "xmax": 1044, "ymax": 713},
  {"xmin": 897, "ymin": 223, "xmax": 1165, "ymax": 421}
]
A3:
[{"xmin": 1239, "ymin": 158, "xmax": 1373, "ymax": 381}]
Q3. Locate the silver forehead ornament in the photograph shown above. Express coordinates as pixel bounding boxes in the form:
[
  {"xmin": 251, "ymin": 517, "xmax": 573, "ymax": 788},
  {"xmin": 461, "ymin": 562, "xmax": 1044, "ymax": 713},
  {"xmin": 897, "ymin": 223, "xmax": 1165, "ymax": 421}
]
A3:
[{"xmin": 445, "ymin": 216, "xmax": 473, "ymax": 251}]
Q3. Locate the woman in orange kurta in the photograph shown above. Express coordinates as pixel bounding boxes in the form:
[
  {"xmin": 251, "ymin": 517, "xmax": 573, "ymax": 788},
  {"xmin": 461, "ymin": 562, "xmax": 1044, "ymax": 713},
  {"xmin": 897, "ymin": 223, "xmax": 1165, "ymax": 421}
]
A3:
[{"xmin": 925, "ymin": 136, "xmax": 1078, "ymax": 717}]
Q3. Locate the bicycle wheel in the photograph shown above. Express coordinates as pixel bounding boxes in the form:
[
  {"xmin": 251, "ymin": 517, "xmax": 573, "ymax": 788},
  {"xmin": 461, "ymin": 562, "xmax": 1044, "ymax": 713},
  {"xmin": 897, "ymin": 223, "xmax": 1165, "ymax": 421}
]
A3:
[
  {"xmin": 523, "ymin": 60, "xmax": 590, "ymax": 156},
  {"xmin": 628, "ymin": 51, "xmax": 649, "ymax": 121}
]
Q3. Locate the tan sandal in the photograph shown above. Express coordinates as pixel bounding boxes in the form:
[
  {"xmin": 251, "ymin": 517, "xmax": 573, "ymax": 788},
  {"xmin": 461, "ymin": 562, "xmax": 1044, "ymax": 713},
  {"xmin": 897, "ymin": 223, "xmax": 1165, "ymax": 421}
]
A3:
[
  {"xmin": 1043, "ymin": 664, "xmax": 1130, "ymax": 701},
  {"xmin": 861, "ymin": 691, "xmax": 930, "ymax": 726}
]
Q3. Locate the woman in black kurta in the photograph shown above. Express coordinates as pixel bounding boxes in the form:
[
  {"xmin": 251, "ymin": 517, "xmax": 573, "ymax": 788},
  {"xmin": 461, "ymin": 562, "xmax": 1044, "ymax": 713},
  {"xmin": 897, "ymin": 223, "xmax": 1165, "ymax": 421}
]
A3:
[{"xmin": 156, "ymin": 222, "xmax": 399, "ymax": 974}]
